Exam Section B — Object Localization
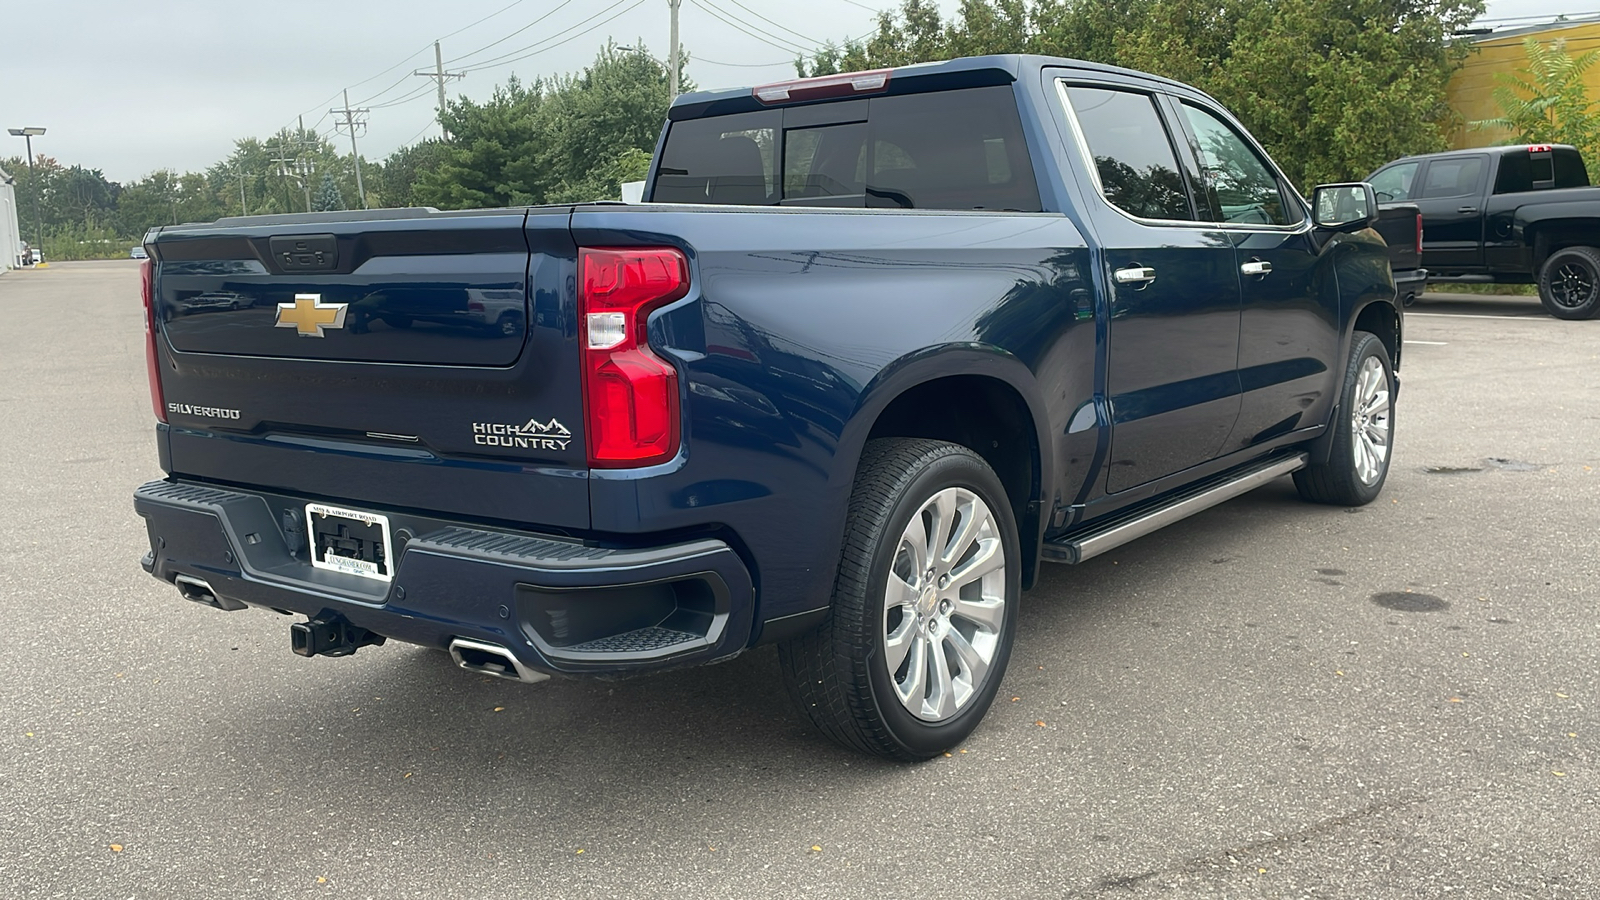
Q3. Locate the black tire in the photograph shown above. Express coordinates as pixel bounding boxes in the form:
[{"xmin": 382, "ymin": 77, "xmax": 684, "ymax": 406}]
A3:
[
  {"xmin": 1294, "ymin": 331, "xmax": 1395, "ymax": 506},
  {"xmin": 778, "ymin": 438, "xmax": 1020, "ymax": 761},
  {"xmin": 1538, "ymin": 246, "xmax": 1600, "ymax": 320}
]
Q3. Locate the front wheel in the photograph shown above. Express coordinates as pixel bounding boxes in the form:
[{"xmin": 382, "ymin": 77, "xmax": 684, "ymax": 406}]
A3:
[
  {"xmin": 1294, "ymin": 330, "xmax": 1394, "ymax": 506},
  {"xmin": 779, "ymin": 438, "xmax": 1019, "ymax": 761},
  {"xmin": 1538, "ymin": 246, "xmax": 1600, "ymax": 319}
]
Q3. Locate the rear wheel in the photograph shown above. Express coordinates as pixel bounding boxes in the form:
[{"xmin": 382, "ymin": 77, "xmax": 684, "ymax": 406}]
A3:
[
  {"xmin": 1538, "ymin": 246, "xmax": 1600, "ymax": 319},
  {"xmin": 779, "ymin": 438, "xmax": 1019, "ymax": 761},
  {"xmin": 1294, "ymin": 330, "xmax": 1394, "ymax": 506}
]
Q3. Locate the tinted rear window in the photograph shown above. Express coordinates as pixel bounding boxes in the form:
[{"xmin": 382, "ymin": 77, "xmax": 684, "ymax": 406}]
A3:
[
  {"xmin": 1494, "ymin": 148, "xmax": 1591, "ymax": 194},
  {"xmin": 651, "ymin": 86, "xmax": 1041, "ymax": 211}
]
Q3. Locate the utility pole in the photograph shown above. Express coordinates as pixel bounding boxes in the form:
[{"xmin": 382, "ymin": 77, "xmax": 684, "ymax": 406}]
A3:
[
  {"xmin": 330, "ymin": 89, "xmax": 370, "ymax": 209},
  {"xmin": 668, "ymin": 0, "xmax": 681, "ymax": 97},
  {"xmin": 414, "ymin": 42, "xmax": 464, "ymax": 139},
  {"xmin": 296, "ymin": 115, "xmax": 313, "ymax": 211},
  {"xmin": 270, "ymin": 136, "xmax": 302, "ymax": 212},
  {"xmin": 6, "ymin": 126, "xmax": 46, "ymax": 256}
]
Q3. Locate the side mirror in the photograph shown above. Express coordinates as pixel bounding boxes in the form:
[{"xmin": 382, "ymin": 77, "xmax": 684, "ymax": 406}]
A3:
[{"xmin": 1312, "ymin": 182, "xmax": 1378, "ymax": 232}]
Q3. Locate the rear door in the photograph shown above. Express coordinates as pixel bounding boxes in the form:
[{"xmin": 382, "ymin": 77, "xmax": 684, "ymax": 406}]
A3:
[
  {"xmin": 1057, "ymin": 81, "xmax": 1242, "ymax": 494},
  {"xmin": 1413, "ymin": 154, "xmax": 1489, "ymax": 271}
]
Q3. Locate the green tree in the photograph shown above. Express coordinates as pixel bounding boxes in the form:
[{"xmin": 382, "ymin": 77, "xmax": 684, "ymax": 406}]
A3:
[
  {"xmin": 1474, "ymin": 37, "xmax": 1600, "ymax": 172},
  {"xmin": 374, "ymin": 139, "xmax": 450, "ymax": 208},
  {"xmin": 313, "ymin": 173, "xmax": 346, "ymax": 211},
  {"xmin": 415, "ymin": 47, "xmax": 679, "ymax": 208}
]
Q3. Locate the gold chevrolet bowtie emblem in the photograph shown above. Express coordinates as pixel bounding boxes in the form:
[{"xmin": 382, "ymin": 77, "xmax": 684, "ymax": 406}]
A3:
[{"xmin": 274, "ymin": 294, "xmax": 348, "ymax": 337}]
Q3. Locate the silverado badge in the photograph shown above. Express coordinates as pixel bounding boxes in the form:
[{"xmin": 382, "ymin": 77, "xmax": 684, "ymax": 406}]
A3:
[{"xmin": 275, "ymin": 294, "xmax": 348, "ymax": 337}]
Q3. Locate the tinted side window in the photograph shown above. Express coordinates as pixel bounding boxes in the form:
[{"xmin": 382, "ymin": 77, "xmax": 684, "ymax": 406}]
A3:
[
  {"xmin": 1371, "ymin": 162, "xmax": 1420, "ymax": 201},
  {"xmin": 1494, "ymin": 152, "xmax": 1531, "ymax": 194},
  {"xmin": 1554, "ymin": 148, "xmax": 1589, "ymax": 187},
  {"xmin": 653, "ymin": 110, "xmax": 778, "ymax": 205},
  {"xmin": 1065, "ymin": 86, "xmax": 1191, "ymax": 221},
  {"xmin": 1180, "ymin": 103, "xmax": 1293, "ymax": 225},
  {"xmin": 862, "ymin": 87, "xmax": 1041, "ymax": 211},
  {"xmin": 1419, "ymin": 157, "xmax": 1486, "ymax": 199}
]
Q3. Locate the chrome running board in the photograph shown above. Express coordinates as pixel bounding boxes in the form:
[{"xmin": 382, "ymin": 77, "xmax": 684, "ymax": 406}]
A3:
[{"xmin": 1043, "ymin": 453, "xmax": 1308, "ymax": 564}]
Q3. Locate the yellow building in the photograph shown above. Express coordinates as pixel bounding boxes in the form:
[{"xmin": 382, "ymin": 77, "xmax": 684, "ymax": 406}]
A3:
[{"xmin": 1447, "ymin": 17, "xmax": 1600, "ymax": 149}]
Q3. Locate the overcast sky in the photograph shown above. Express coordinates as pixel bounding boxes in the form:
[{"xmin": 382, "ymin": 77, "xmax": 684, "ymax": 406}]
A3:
[{"xmin": 0, "ymin": 0, "xmax": 1584, "ymax": 183}]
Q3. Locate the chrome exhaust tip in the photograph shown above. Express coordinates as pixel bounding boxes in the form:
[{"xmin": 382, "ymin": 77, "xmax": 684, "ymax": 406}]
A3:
[
  {"xmin": 448, "ymin": 637, "xmax": 550, "ymax": 684},
  {"xmin": 173, "ymin": 573, "xmax": 247, "ymax": 611}
]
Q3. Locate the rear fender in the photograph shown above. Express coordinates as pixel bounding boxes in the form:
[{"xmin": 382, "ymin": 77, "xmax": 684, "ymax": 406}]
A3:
[{"xmin": 836, "ymin": 346, "xmax": 1053, "ymax": 587}]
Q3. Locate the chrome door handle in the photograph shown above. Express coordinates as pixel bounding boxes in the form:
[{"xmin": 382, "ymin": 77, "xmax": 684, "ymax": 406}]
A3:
[
  {"xmin": 1457, "ymin": 206, "xmax": 1478, "ymax": 214},
  {"xmin": 1113, "ymin": 266, "xmax": 1157, "ymax": 285},
  {"xmin": 1240, "ymin": 260, "xmax": 1273, "ymax": 276}
]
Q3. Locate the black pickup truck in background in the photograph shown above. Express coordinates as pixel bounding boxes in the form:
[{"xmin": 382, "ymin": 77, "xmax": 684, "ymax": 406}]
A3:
[{"xmin": 1368, "ymin": 144, "xmax": 1600, "ymax": 319}]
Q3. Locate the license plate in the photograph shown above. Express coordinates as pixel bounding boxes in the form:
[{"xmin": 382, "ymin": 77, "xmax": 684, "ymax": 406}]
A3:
[{"xmin": 305, "ymin": 503, "xmax": 394, "ymax": 582}]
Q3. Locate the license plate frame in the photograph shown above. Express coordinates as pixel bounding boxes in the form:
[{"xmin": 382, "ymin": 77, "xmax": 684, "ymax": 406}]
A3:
[{"xmin": 305, "ymin": 502, "xmax": 395, "ymax": 582}]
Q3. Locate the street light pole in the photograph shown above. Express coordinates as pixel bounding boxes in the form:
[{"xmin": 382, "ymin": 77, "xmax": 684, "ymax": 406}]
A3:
[{"xmin": 7, "ymin": 126, "xmax": 46, "ymax": 259}]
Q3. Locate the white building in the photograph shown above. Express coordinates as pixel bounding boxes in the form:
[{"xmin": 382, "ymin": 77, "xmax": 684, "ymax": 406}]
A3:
[{"xmin": 0, "ymin": 163, "xmax": 20, "ymax": 270}]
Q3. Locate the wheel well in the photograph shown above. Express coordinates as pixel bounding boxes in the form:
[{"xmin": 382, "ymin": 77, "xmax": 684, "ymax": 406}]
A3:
[
  {"xmin": 1531, "ymin": 222, "xmax": 1600, "ymax": 270},
  {"xmin": 1353, "ymin": 301, "xmax": 1400, "ymax": 371},
  {"xmin": 866, "ymin": 375, "xmax": 1040, "ymax": 583}
]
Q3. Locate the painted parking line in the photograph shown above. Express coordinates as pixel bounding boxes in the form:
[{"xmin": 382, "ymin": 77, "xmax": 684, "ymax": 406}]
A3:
[
  {"xmin": 1407, "ymin": 312, "xmax": 1546, "ymax": 320},
  {"xmin": 1403, "ymin": 340, "xmax": 1448, "ymax": 345}
]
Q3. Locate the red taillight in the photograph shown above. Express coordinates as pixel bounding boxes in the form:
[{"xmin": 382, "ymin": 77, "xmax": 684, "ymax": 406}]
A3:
[
  {"xmin": 1416, "ymin": 212, "xmax": 1424, "ymax": 256},
  {"xmin": 141, "ymin": 257, "xmax": 167, "ymax": 423},
  {"xmin": 753, "ymin": 68, "xmax": 892, "ymax": 105},
  {"xmin": 579, "ymin": 247, "xmax": 689, "ymax": 468}
]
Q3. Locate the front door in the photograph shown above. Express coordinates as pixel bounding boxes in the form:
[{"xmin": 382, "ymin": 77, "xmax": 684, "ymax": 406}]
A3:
[
  {"xmin": 1059, "ymin": 83, "xmax": 1242, "ymax": 494},
  {"xmin": 1413, "ymin": 155, "xmax": 1489, "ymax": 271},
  {"xmin": 1171, "ymin": 100, "xmax": 1340, "ymax": 451}
]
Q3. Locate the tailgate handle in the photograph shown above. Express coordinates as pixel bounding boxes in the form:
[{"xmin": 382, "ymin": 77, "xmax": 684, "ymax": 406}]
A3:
[{"xmin": 269, "ymin": 235, "xmax": 339, "ymax": 272}]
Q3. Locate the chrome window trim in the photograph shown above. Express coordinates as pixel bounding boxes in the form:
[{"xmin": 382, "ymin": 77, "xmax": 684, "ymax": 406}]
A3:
[{"xmin": 1053, "ymin": 78, "xmax": 1311, "ymax": 235}]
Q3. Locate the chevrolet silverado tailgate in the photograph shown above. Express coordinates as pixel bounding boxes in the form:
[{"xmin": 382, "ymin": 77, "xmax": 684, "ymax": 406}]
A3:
[{"xmin": 146, "ymin": 207, "xmax": 592, "ymax": 529}]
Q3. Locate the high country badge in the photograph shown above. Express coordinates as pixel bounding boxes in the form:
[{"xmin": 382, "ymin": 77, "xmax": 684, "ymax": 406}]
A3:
[{"xmin": 473, "ymin": 417, "xmax": 572, "ymax": 451}]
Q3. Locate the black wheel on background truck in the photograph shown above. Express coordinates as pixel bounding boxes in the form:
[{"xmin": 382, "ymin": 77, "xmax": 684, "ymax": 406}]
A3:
[
  {"xmin": 1538, "ymin": 246, "xmax": 1600, "ymax": 319},
  {"xmin": 778, "ymin": 438, "xmax": 1019, "ymax": 761},
  {"xmin": 1294, "ymin": 331, "xmax": 1394, "ymax": 506}
]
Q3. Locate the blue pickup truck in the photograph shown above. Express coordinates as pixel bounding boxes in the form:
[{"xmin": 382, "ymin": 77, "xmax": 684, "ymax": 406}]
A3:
[{"xmin": 134, "ymin": 55, "xmax": 1401, "ymax": 760}]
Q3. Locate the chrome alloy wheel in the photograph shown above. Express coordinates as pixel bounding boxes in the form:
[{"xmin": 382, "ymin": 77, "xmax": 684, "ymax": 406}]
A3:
[
  {"xmin": 882, "ymin": 487, "xmax": 1008, "ymax": 722},
  {"xmin": 1551, "ymin": 261, "xmax": 1598, "ymax": 310},
  {"xmin": 1350, "ymin": 355, "xmax": 1391, "ymax": 486}
]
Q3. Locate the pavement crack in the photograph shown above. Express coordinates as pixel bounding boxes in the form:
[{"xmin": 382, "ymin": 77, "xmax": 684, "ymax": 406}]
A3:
[{"xmin": 1072, "ymin": 796, "xmax": 1426, "ymax": 896}]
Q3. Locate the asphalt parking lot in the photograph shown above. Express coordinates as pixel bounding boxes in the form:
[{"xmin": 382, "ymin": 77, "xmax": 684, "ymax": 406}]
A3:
[{"xmin": 1, "ymin": 261, "xmax": 1596, "ymax": 899}]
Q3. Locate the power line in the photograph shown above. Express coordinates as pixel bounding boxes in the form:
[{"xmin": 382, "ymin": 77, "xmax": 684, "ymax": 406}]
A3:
[
  {"xmin": 453, "ymin": 0, "xmax": 639, "ymax": 72},
  {"xmin": 457, "ymin": 0, "xmax": 649, "ymax": 73},
  {"xmin": 695, "ymin": 56, "xmax": 796, "ymax": 67},
  {"xmin": 369, "ymin": 83, "xmax": 442, "ymax": 110},
  {"xmin": 443, "ymin": 0, "xmax": 578, "ymax": 65},
  {"xmin": 689, "ymin": 0, "xmax": 815, "ymax": 55},
  {"xmin": 714, "ymin": 0, "xmax": 825, "ymax": 47},
  {"xmin": 437, "ymin": 0, "xmax": 534, "ymax": 43}
]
